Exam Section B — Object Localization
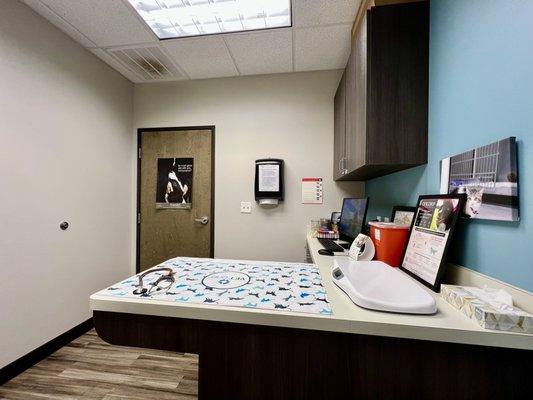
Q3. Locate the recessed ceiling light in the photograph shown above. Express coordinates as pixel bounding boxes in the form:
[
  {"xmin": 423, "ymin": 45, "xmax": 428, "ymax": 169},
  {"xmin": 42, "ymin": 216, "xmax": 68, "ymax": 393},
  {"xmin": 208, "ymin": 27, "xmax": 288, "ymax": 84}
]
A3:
[{"xmin": 128, "ymin": 0, "xmax": 292, "ymax": 40}]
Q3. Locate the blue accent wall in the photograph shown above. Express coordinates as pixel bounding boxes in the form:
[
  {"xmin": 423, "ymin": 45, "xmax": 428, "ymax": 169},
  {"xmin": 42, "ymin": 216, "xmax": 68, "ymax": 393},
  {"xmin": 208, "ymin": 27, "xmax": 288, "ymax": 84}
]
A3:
[{"xmin": 365, "ymin": 0, "xmax": 532, "ymax": 291}]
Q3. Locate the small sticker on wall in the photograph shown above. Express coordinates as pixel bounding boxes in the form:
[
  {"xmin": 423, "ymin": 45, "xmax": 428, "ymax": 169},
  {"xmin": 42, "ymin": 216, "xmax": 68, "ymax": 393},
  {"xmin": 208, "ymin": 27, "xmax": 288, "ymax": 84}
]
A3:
[{"xmin": 302, "ymin": 178, "xmax": 323, "ymax": 204}]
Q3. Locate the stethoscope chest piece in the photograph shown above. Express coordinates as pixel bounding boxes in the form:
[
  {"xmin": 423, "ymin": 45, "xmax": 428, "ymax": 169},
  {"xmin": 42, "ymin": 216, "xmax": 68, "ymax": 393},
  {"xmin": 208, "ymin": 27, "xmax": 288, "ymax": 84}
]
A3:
[
  {"xmin": 133, "ymin": 287, "xmax": 148, "ymax": 295},
  {"xmin": 133, "ymin": 267, "xmax": 175, "ymax": 296}
]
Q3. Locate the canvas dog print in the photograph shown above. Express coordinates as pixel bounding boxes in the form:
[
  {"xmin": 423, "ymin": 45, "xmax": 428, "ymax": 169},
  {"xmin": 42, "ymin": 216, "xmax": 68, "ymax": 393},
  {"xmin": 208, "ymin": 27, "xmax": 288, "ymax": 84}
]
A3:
[{"xmin": 439, "ymin": 137, "xmax": 519, "ymax": 221}]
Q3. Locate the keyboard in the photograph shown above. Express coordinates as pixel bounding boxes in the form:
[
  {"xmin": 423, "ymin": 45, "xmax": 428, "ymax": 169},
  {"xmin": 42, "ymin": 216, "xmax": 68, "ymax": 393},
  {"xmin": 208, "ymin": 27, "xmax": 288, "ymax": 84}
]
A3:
[{"xmin": 318, "ymin": 238, "xmax": 345, "ymax": 252}]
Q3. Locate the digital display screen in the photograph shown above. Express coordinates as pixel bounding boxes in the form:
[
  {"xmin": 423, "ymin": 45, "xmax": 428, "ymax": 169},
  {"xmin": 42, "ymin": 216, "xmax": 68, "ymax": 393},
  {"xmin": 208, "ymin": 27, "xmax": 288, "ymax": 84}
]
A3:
[{"xmin": 339, "ymin": 198, "xmax": 368, "ymax": 240}]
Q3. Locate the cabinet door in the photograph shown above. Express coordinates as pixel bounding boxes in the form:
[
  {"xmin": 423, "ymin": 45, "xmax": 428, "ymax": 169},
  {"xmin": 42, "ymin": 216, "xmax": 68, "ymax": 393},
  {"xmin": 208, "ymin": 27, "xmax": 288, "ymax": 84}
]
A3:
[
  {"xmin": 333, "ymin": 72, "xmax": 346, "ymax": 180},
  {"xmin": 345, "ymin": 12, "xmax": 368, "ymax": 174},
  {"xmin": 366, "ymin": 3, "xmax": 429, "ymax": 166}
]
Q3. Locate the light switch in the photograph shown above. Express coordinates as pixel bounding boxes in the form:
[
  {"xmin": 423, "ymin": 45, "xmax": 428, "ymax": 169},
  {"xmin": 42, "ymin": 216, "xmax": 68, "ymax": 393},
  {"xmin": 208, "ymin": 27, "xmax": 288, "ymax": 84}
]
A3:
[{"xmin": 240, "ymin": 202, "xmax": 252, "ymax": 214}]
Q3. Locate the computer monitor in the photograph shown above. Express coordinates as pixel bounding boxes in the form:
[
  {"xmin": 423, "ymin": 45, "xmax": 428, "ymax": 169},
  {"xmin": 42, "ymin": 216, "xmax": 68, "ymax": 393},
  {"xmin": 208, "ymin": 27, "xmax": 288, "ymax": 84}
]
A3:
[{"xmin": 338, "ymin": 198, "xmax": 369, "ymax": 243}]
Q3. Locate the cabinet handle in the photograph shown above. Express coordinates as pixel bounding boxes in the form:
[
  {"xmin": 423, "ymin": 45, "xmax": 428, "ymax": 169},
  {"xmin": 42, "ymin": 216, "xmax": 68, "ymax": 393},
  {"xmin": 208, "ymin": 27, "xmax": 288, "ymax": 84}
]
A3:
[{"xmin": 340, "ymin": 157, "xmax": 348, "ymax": 175}]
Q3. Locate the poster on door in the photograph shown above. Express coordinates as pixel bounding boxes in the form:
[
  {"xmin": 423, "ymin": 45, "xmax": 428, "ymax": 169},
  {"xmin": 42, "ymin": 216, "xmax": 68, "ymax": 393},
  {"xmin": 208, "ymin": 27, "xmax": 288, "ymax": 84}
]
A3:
[{"xmin": 156, "ymin": 158, "xmax": 193, "ymax": 209}]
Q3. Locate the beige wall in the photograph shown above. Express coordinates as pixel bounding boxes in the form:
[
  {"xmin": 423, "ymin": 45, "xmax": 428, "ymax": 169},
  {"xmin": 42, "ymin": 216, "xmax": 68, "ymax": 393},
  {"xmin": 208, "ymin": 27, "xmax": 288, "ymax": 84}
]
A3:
[
  {"xmin": 134, "ymin": 72, "xmax": 364, "ymax": 262},
  {"xmin": 0, "ymin": 2, "xmax": 363, "ymax": 368},
  {"xmin": 0, "ymin": 1, "xmax": 134, "ymax": 368}
]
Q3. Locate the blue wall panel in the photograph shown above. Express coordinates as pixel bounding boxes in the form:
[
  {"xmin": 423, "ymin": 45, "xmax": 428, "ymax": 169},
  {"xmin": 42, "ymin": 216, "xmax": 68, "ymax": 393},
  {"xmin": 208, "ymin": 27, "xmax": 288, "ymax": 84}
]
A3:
[{"xmin": 366, "ymin": 0, "xmax": 532, "ymax": 291}]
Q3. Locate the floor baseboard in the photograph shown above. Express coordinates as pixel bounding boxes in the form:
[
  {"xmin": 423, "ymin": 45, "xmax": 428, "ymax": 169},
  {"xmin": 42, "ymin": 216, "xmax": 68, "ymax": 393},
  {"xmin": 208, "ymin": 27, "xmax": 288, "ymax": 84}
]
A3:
[{"xmin": 0, "ymin": 318, "xmax": 94, "ymax": 385}]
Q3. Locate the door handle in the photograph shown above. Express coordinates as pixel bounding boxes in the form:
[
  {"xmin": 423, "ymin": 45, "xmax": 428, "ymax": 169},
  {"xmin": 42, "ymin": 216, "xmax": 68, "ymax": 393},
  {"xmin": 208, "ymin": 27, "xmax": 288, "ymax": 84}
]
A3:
[{"xmin": 195, "ymin": 216, "xmax": 209, "ymax": 225}]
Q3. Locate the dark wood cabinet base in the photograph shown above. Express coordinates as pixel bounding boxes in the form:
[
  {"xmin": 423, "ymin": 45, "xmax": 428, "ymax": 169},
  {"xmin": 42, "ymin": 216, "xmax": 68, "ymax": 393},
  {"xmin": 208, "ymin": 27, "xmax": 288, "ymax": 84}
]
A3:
[{"xmin": 93, "ymin": 311, "xmax": 532, "ymax": 400}]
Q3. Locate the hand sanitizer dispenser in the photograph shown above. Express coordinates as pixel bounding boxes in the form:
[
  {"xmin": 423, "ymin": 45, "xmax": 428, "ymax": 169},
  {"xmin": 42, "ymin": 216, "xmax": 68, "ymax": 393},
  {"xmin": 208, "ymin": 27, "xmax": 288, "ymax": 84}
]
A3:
[{"xmin": 255, "ymin": 159, "xmax": 284, "ymax": 206}]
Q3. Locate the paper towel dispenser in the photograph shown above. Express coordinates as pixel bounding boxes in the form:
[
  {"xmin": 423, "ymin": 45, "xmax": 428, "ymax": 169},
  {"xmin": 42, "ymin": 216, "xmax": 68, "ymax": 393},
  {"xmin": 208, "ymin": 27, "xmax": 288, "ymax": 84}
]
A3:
[{"xmin": 255, "ymin": 159, "xmax": 284, "ymax": 205}]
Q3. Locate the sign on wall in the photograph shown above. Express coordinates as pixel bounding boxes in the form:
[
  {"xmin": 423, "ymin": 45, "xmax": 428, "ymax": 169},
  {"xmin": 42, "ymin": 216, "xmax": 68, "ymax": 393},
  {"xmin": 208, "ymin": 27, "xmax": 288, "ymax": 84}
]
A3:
[
  {"xmin": 156, "ymin": 158, "xmax": 193, "ymax": 209},
  {"xmin": 302, "ymin": 177, "xmax": 323, "ymax": 204}
]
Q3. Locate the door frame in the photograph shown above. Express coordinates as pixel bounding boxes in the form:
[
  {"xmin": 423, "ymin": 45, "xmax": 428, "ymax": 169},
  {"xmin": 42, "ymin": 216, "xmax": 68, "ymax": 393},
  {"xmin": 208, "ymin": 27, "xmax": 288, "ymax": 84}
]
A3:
[{"xmin": 136, "ymin": 126, "xmax": 216, "ymax": 273}]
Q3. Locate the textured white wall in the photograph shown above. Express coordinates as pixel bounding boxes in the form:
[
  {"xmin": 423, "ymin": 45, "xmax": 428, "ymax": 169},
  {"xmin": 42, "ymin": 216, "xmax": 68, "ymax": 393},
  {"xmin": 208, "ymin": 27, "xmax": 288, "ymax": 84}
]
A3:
[
  {"xmin": 134, "ymin": 71, "xmax": 364, "ymax": 263},
  {"xmin": 0, "ymin": 0, "xmax": 134, "ymax": 368}
]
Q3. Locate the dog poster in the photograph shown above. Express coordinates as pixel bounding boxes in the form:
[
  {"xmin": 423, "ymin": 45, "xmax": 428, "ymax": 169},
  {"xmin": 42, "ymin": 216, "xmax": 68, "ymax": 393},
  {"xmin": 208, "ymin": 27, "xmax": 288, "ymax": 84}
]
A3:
[
  {"xmin": 156, "ymin": 158, "xmax": 193, "ymax": 209},
  {"xmin": 439, "ymin": 137, "xmax": 518, "ymax": 221}
]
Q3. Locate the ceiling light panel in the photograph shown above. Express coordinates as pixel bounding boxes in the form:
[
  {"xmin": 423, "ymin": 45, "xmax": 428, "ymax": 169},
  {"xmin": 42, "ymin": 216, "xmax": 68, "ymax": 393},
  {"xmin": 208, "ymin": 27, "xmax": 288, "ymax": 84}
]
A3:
[{"xmin": 127, "ymin": 0, "xmax": 292, "ymax": 39}]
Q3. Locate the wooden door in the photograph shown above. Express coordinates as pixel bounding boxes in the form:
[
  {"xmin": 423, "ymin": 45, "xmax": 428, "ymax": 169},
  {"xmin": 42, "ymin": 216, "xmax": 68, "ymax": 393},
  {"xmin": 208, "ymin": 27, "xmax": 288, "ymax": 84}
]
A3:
[
  {"xmin": 345, "ymin": 12, "xmax": 368, "ymax": 174},
  {"xmin": 137, "ymin": 127, "xmax": 214, "ymax": 272},
  {"xmin": 333, "ymin": 72, "xmax": 346, "ymax": 180}
]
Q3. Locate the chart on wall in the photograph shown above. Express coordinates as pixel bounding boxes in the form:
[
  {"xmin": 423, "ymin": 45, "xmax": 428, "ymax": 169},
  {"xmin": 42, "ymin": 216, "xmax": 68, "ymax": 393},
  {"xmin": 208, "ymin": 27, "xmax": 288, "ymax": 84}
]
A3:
[
  {"xmin": 439, "ymin": 137, "xmax": 519, "ymax": 221},
  {"xmin": 302, "ymin": 178, "xmax": 323, "ymax": 204},
  {"xmin": 156, "ymin": 158, "xmax": 193, "ymax": 209}
]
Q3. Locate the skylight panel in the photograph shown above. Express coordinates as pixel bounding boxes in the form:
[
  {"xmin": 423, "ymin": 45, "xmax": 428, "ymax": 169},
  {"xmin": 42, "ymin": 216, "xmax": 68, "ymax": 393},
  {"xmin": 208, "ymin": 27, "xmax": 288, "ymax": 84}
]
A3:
[{"xmin": 128, "ymin": 0, "xmax": 292, "ymax": 40}]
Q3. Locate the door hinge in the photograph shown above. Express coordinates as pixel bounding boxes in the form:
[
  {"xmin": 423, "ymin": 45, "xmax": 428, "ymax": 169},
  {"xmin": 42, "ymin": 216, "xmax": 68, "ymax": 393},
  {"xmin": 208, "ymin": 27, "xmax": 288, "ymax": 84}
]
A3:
[
  {"xmin": 138, "ymin": 147, "xmax": 142, "ymax": 159},
  {"xmin": 137, "ymin": 213, "xmax": 141, "ymax": 224}
]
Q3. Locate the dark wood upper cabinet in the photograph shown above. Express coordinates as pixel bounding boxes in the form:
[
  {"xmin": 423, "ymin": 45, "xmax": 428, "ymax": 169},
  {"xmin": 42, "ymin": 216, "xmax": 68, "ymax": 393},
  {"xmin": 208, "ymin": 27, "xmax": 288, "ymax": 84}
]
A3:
[
  {"xmin": 333, "ymin": 2, "xmax": 429, "ymax": 181},
  {"xmin": 333, "ymin": 72, "xmax": 346, "ymax": 181}
]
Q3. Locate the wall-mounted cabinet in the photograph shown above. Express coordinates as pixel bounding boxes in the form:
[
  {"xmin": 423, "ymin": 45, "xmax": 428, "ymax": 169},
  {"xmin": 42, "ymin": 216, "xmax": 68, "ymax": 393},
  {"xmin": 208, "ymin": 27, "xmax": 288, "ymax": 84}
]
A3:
[{"xmin": 334, "ymin": 2, "xmax": 429, "ymax": 181}]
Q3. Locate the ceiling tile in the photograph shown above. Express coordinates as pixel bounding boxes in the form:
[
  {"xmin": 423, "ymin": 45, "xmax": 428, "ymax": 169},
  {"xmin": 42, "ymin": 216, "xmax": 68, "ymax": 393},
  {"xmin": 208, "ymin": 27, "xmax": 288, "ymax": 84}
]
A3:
[
  {"xmin": 163, "ymin": 37, "xmax": 238, "ymax": 80},
  {"xmin": 292, "ymin": 0, "xmax": 360, "ymax": 27},
  {"xmin": 22, "ymin": 0, "xmax": 358, "ymax": 81},
  {"xmin": 22, "ymin": 0, "xmax": 96, "ymax": 47},
  {"xmin": 294, "ymin": 24, "xmax": 352, "ymax": 72},
  {"xmin": 224, "ymin": 29, "xmax": 292, "ymax": 76},
  {"xmin": 30, "ymin": 0, "xmax": 156, "ymax": 47}
]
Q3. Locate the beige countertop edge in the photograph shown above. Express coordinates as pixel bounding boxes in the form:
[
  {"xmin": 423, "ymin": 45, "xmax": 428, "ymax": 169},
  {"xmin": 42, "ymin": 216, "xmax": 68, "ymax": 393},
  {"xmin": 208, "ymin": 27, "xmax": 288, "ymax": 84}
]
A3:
[
  {"xmin": 90, "ymin": 295, "xmax": 533, "ymax": 350},
  {"xmin": 88, "ymin": 235, "xmax": 533, "ymax": 351}
]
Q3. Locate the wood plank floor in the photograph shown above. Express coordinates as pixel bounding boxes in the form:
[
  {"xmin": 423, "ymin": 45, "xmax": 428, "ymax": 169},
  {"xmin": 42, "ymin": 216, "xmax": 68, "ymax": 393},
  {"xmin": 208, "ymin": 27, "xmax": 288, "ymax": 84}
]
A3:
[{"xmin": 0, "ymin": 330, "xmax": 199, "ymax": 400}]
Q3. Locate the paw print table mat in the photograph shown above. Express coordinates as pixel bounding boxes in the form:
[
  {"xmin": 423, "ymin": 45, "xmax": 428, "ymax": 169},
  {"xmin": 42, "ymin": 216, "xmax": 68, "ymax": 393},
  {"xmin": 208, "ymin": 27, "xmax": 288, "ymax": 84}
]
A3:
[{"xmin": 101, "ymin": 257, "xmax": 333, "ymax": 316}]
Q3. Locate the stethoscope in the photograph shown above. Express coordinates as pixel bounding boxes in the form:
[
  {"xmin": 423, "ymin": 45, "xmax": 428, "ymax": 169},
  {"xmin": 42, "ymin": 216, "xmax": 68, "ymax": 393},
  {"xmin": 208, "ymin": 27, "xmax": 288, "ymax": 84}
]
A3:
[{"xmin": 133, "ymin": 267, "xmax": 175, "ymax": 295}]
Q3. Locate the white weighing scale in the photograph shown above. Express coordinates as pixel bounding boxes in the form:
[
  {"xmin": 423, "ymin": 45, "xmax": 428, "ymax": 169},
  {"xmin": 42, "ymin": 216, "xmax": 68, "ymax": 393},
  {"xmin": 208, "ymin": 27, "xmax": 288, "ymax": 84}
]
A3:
[{"xmin": 332, "ymin": 259, "xmax": 437, "ymax": 314}]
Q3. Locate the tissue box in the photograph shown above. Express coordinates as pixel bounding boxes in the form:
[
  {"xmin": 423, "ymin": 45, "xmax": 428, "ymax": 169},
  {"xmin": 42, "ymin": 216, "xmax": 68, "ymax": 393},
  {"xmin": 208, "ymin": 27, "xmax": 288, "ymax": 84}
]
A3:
[{"xmin": 441, "ymin": 285, "xmax": 533, "ymax": 334}]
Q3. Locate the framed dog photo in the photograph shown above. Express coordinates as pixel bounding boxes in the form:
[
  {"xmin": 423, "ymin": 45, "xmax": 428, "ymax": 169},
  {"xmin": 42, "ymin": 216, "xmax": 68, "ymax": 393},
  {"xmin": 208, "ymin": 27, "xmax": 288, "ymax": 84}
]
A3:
[
  {"xmin": 400, "ymin": 194, "xmax": 466, "ymax": 292},
  {"xmin": 391, "ymin": 206, "xmax": 417, "ymax": 226}
]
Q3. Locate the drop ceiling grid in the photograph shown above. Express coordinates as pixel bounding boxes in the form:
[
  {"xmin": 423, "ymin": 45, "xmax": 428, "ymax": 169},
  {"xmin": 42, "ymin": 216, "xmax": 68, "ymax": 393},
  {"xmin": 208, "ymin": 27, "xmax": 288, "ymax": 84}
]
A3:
[
  {"xmin": 22, "ymin": 0, "xmax": 361, "ymax": 82},
  {"xmin": 22, "ymin": 0, "xmax": 97, "ymax": 48},
  {"xmin": 292, "ymin": 0, "xmax": 360, "ymax": 27},
  {"xmin": 162, "ymin": 36, "xmax": 240, "ymax": 80},
  {"xmin": 221, "ymin": 37, "xmax": 243, "ymax": 76},
  {"xmin": 223, "ymin": 29, "xmax": 294, "ymax": 76},
  {"xmin": 25, "ymin": 0, "xmax": 156, "ymax": 47},
  {"xmin": 293, "ymin": 23, "xmax": 353, "ymax": 72}
]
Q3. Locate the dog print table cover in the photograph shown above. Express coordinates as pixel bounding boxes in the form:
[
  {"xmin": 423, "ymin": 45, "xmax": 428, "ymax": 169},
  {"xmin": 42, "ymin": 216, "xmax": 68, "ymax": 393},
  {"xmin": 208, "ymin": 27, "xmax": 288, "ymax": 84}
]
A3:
[{"xmin": 101, "ymin": 257, "xmax": 333, "ymax": 316}]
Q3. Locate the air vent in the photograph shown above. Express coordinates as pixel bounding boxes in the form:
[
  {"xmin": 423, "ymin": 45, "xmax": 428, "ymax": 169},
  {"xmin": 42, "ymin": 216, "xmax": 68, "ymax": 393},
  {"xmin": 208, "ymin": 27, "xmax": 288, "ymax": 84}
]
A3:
[{"xmin": 107, "ymin": 46, "xmax": 182, "ymax": 81}]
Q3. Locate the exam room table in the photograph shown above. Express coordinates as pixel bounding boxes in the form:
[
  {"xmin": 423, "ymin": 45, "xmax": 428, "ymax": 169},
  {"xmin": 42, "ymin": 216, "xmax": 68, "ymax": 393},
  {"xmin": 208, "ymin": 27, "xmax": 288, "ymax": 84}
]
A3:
[{"xmin": 90, "ymin": 237, "xmax": 533, "ymax": 400}]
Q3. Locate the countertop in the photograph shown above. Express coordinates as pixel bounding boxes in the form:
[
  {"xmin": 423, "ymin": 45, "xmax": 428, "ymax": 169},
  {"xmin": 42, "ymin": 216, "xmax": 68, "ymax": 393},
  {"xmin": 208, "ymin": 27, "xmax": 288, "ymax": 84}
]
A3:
[{"xmin": 90, "ymin": 236, "xmax": 533, "ymax": 350}]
